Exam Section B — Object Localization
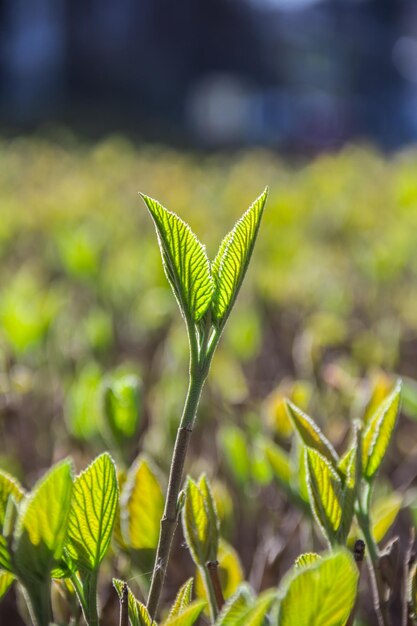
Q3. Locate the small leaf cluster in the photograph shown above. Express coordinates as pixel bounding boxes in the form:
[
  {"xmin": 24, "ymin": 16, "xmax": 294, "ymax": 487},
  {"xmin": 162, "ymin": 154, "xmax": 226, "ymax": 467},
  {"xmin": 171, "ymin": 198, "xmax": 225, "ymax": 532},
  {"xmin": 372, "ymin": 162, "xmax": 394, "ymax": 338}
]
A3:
[{"xmin": 0, "ymin": 453, "xmax": 118, "ymax": 626}]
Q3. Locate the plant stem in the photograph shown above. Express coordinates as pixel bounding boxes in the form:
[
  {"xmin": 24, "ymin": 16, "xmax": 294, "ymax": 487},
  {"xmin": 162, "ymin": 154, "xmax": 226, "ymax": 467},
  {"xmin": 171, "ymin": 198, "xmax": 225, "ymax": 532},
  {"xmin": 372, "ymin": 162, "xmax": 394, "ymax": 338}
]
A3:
[
  {"xmin": 73, "ymin": 571, "xmax": 99, "ymax": 626},
  {"xmin": 207, "ymin": 560, "xmax": 225, "ymax": 613},
  {"xmin": 70, "ymin": 572, "xmax": 88, "ymax": 620},
  {"xmin": 356, "ymin": 482, "xmax": 391, "ymax": 626},
  {"xmin": 146, "ymin": 369, "xmax": 207, "ymax": 620},
  {"xmin": 24, "ymin": 579, "xmax": 53, "ymax": 626},
  {"xmin": 201, "ymin": 563, "xmax": 220, "ymax": 622}
]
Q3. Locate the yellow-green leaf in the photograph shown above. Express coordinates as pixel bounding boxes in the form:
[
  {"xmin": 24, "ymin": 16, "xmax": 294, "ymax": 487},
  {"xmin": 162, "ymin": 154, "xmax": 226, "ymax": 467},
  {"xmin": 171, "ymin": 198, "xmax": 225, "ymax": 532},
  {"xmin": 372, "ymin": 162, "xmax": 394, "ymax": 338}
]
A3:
[
  {"xmin": 198, "ymin": 475, "xmax": 220, "ymax": 562},
  {"xmin": 212, "ymin": 188, "xmax": 267, "ymax": 323},
  {"xmin": 14, "ymin": 460, "xmax": 73, "ymax": 582},
  {"xmin": 294, "ymin": 553, "xmax": 322, "ymax": 569},
  {"xmin": 362, "ymin": 380, "xmax": 402, "ymax": 480},
  {"xmin": 113, "ymin": 578, "xmax": 152, "ymax": 626},
  {"xmin": 215, "ymin": 584, "xmax": 255, "ymax": 626},
  {"xmin": 0, "ymin": 570, "xmax": 14, "ymax": 599},
  {"xmin": 0, "ymin": 470, "xmax": 24, "ymax": 528},
  {"xmin": 277, "ymin": 550, "xmax": 358, "ymax": 626},
  {"xmin": 305, "ymin": 448, "xmax": 343, "ymax": 544},
  {"xmin": 104, "ymin": 373, "xmax": 141, "ymax": 442},
  {"xmin": 142, "ymin": 195, "xmax": 214, "ymax": 322},
  {"xmin": 120, "ymin": 456, "xmax": 164, "ymax": 550},
  {"xmin": 66, "ymin": 453, "xmax": 118, "ymax": 571},
  {"xmin": 372, "ymin": 493, "xmax": 402, "ymax": 543},
  {"xmin": 163, "ymin": 600, "xmax": 206, "ymax": 626},
  {"xmin": 182, "ymin": 478, "xmax": 211, "ymax": 567},
  {"xmin": 263, "ymin": 440, "xmax": 292, "ymax": 487},
  {"xmin": 235, "ymin": 590, "xmax": 276, "ymax": 626},
  {"xmin": 287, "ymin": 402, "xmax": 339, "ymax": 465},
  {"xmin": 167, "ymin": 578, "xmax": 194, "ymax": 620}
]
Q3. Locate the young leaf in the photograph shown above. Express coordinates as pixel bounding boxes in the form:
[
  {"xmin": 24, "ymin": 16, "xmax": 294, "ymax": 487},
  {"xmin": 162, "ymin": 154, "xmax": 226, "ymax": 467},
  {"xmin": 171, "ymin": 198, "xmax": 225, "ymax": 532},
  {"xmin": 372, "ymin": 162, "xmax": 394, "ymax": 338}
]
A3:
[
  {"xmin": 371, "ymin": 493, "xmax": 402, "ymax": 543},
  {"xmin": 294, "ymin": 553, "xmax": 322, "ymax": 569},
  {"xmin": 142, "ymin": 194, "xmax": 213, "ymax": 322},
  {"xmin": 113, "ymin": 578, "xmax": 152, "ymax": 626},
  {"xmin": 263, "ymin": 440, "xmax": 292, "ymax": 487},
  {"xmin": 277, "ymin": 550, "xmax": 358, "ymax": 626},
  {"xmin": 212, "ymin": 188, "xmax": 268, "ymax": 324},
  {"xmin": 362, "ymin": 380, "xmax": 402, "ymax": 480},
  {"xmin": 304, "ymin": 448, "xmax": 343, "ymax": 544},
  {"xmin": 65, "ymin": 452, "xmax": 118, "ymax": 571},
  {"xmin": 14, "ymin": 460, "xmax": 73, "ymax": 582},
  {"xmin": 167, "ymin": 578, "xmax": 194, "ymax": 619},
  {"xmin": 182, "ymin": 477, "xmax": 213, "ymax": 567},
  {"xmin": 0, "ymin": 570, "xmax": 14, "ymax": 599},
  {"xmin": 198, "ymin": 475, "xmax": 220, "ymax": 561},
  {"xmin": 0, "ymin": 470, "xmax": 25, "ymax": 526},
  {"xmin": 104, "ymin": 372, "xmax": 141, "ymax": 443},
  {"xmin": 162, "ymin": 600, "xmax": 206, "ymax": 626},
  {"xmin": 240, "ymin": 590, "xmax": 276, "ymax": 626},
  {"xmin": 120, "ymin": 456, "xmax": 164, "ymax": 550},
  {"xmin": 286, "ymin": 402, "xmax": 339, "ymax": 466},
  {"xmin": 182, "ymin": 476, "xmax": 220, "ymax": 567},
  {"xmin": 215, "ymin": 584, "xmax": 255, "ymax": 626}
]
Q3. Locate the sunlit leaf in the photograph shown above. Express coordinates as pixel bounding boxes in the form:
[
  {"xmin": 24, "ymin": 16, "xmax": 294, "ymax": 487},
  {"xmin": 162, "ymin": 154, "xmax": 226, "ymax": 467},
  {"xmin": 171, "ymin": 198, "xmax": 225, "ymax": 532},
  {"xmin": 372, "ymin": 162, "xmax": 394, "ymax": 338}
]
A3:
[
  {"xmin": 182, "ymin": 478, "xmax": 211, "ymax": 567},
  {"xmin": 372, "ymin": 493, "xmax": 402, "ymax": 543},
  {"xmin": 287, "ymin": 402, "xmax": 339, "ymax": 465},
  {"xmin": 120, "ymin": 456, "xmax": 164, "ymax": 550},
  {"xmin": 277, "ymin": 550, "xmax": 358, "ymax": 626},
  {"xmin": 104, "ymin": 372, "xmax": 141, "ymax": 442},
  {"xmin": 167, "ymin": 578, "xmax": 194, "ymax": 619},
  {"xmin": 294, "ymin": 553, "xmax": 322, "ymax": 569},
  {"xmin": 0, "ymin": 570, "xmax": 14, "ymax": 599},
  {"xmin": 212, "ymin": 188, "xmax": 267, "ymax": 323},
  {"xmin": 305, "ymin": 448, "xmax": 343, "ymax": 544},
  {"xmin": 362, "ymin": 380, "xmax": 401, "ymax": 479},
  {"xmin": 163, "ymin": 600, "xmax": 206, "ymax": 626},
  {"xmin": 113, "ymin": 578, "xmax": 152, "ymax": 626},
  {"xmin": 66, "ymin": 453, "xmax": 118, "ymax": 571},
  {"xmin": 0, "ymin": 470, "xmax": 25, "ymax": 527},
  {"xmin": 14, "ymin": 460, "xmax": 73, "ymax": 582},
  {"xmin": 215, "ymin": 584, "xmax": 255, "ymax": 626},
  {"xmin": 142, "ymin": 194, "xmax": 214, "ymax": 322}
]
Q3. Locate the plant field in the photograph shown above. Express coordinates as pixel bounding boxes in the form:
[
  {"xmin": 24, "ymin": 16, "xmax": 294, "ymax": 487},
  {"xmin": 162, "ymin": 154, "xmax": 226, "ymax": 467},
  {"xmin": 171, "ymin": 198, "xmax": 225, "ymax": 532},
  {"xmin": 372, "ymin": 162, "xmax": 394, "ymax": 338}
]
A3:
[{"xmin": 0, "ymin": 137, "xmax": 416, "ymax": 626}]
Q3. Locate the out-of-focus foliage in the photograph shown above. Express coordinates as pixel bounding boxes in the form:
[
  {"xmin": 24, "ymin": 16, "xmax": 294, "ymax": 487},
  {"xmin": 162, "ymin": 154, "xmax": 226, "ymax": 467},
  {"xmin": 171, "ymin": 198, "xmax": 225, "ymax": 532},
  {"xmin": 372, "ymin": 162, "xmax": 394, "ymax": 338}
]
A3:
[{"xmin": 1, "ymin": 137, "xmax": 417, "ymax": 625}]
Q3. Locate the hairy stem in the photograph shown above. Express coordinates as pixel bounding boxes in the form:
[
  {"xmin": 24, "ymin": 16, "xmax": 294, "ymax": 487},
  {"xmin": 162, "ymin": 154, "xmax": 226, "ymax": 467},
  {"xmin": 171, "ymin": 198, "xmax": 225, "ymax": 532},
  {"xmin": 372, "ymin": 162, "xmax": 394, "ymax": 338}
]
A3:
[
  {"xmin": 77, "ymin": 571, "xmax": 99, "ymax": 626},
  {"xmin": 23, "ymin": 579, "xmax": 53, "ymax": 626},
  {"xmin": 147, "ymin": 369, "xmax": 207, "ymax": 619},
  {"xmin": 356, "ymin": 482, "xmax": 391, "ymax": 626},
  {"xmin": 201, "ymin": 563, "xmax": 220, "ymax": 622},
  {"xmin": 207, "ymin": 560, "xmax": 225, "ymax": 613}
]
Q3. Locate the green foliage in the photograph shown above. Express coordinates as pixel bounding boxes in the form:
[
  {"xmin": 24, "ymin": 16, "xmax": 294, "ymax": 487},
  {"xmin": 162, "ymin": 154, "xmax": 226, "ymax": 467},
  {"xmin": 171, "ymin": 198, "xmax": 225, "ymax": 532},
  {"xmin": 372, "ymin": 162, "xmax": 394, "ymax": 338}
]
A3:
[
  {"xmin": 142, "ymin": 194, "xmax": 214, "ymax": 323},
  {"xmin": 167, "ymin": 578, "xmax": 194, "ymax": 620},
  {"xmin": 277, "ymin": 550, "xmax": 358, "ymax": 626},
  {"xmin": 361, "ymin": 380, "xmax": 402, "ymax": 480},
  {"xmin": 286, "ymin": 402, "xmax": 338, "ymax": 465},
  {"xmin": 211, "ymin": 188, "xmax": 268, "ymax": 325},
  {"xmin": 182, "ymin": 475, "xmax": 220, "ymax": 567},
  {"xmin": 113, "ymin": 578, "xmax": 152, "ymax": 626},
  {"xmin": 65, "ymin": 452, "xmax": 118, "ymax": 571},
  {"xmin": 14, "ymin": 460, "xmax": 73, "ymax": 583},
  {"xmin": 119, "ymin": 455, "xmax": 164, "ymax": 551},
  {"xmin": 294, "ymin": 553, "xmax": 322, "ymax": 569},
  {"xmin": 103, "ymin": 372, "xmax": 142, "ymax": 443}
]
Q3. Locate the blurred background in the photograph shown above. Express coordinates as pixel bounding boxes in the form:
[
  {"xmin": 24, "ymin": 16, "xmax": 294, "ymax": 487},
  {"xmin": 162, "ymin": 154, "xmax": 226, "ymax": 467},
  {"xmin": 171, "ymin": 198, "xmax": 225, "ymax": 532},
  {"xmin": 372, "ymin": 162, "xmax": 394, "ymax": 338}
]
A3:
[
  {"xmin": 1, "ymin": 1, "xmax": 417, "ymax": 625},
  {"xmin": 2, "ymin": 0, "xmax": 417, "ymax": 149}
]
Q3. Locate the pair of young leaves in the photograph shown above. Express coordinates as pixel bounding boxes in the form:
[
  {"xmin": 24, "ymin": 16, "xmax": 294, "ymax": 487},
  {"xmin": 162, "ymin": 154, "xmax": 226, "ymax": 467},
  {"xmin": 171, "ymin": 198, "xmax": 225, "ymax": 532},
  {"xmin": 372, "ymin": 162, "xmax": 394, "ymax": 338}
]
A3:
[
  {"xmin": 286, "ymin": 380, "xmax": 402, "ymax": 546},
  {"xmin": 142, "ymin": 188, "xmax": 268, "ymax": 335}
]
